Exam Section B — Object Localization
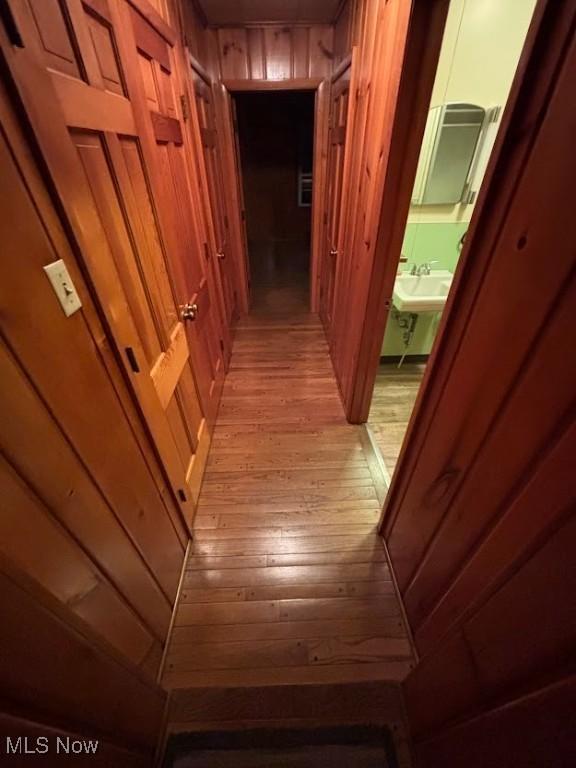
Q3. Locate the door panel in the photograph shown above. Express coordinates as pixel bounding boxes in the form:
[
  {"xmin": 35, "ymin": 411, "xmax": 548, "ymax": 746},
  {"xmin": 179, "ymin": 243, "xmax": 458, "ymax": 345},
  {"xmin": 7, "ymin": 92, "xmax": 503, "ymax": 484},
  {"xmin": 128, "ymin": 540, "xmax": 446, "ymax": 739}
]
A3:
[
  {"xmin": 126, "ymin": 2, "xmax": 225, "ymax": 431},
  {"xmin": 320, "ymin": 62, "xmax": 352, "ymax": 332},
  {"xmin": 190, "ymin": 67, "xmax": 239, "ymax": 330},
  {"xmin": 0, "ymin": 74, "xmax": 179, "ymax": 666},
  {"xmin": 3, "ymin": 0, "xmax": 216, "ymax": 523}
]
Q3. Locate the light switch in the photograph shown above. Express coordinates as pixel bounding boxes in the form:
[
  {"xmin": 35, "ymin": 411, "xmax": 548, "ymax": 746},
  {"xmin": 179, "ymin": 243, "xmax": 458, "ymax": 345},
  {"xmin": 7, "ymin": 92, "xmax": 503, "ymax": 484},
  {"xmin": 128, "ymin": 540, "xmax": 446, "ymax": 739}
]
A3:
[{"xmin": 43, "ymin": 259, "xmax": 82, "ymax": 317}]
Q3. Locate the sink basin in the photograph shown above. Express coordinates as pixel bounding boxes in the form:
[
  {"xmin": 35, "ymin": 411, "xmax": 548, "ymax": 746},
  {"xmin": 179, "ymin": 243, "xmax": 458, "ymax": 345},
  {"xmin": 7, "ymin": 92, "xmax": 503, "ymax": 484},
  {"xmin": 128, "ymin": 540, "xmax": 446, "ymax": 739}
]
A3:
[{"xmin": 393, "ymin": 270, "xmax": 453, "ymax": 313}]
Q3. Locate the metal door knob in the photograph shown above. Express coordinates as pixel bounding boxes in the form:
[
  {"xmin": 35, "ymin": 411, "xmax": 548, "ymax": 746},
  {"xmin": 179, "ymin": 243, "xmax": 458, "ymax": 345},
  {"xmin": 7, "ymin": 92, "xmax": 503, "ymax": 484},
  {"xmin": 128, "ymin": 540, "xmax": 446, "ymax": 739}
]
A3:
[
  {"xmin": 181, "ymin": 302, "xmax": 198, "ymax": 321},
  {"xmin": 217, "ymin": 251, "xmax": 226, "ymax": 260}
]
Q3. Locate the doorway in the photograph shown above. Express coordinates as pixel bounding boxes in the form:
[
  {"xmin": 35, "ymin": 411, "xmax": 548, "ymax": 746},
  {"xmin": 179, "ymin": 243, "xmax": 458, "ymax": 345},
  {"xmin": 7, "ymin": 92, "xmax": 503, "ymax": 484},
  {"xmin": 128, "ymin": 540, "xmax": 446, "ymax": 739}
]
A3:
[
  {"xmin": 234, "ymin": 91, "xmax": 315, "ymax": 313},
  {"xmin": 365, "ymin": 0, "xmax": 538, "ymax": 482}
]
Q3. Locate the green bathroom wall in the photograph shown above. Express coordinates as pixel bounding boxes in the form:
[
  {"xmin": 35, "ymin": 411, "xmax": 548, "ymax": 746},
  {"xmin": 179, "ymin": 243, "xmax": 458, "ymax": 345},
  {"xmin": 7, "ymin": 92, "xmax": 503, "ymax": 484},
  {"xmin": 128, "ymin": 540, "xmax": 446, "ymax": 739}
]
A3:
[{"xmin": 402, "ymin": 221, "xmax": 467, "ymax": 271}]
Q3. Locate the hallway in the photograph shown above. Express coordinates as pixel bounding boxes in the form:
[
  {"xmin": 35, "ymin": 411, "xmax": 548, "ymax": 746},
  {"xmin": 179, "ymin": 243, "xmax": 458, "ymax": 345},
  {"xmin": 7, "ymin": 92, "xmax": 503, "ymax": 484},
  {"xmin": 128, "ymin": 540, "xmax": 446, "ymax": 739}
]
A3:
[{"xmin": 162, "ymin": 294, "xmax": 414, "ymax": 690}]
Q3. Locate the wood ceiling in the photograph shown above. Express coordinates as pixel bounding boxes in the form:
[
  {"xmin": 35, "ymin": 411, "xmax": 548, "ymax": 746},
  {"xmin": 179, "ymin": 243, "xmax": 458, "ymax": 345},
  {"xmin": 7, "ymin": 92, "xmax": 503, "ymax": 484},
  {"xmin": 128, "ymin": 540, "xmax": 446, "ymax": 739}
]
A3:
[{"xmin": 195, "ymin": 0, "xmax": 342, "ymax": 26}]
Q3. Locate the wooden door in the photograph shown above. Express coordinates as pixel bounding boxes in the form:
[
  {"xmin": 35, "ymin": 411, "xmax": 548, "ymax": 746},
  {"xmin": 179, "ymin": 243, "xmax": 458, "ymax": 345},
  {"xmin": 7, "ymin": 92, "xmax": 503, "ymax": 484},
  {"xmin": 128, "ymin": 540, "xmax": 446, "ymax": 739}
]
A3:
[
  {"xmin": 190, "ymin": 64, "xmax": 239, "ymax": 329},
  {"xmin": 2, "ymin": 0, "xmax": 215, "ymax": 522},
  {"xmin": 122, "ymin": 1, "xmax": 225, "ymax": 424},
  {"xmin": 320, "ymin": 61, "xmax": 352, "ymax": 331}
]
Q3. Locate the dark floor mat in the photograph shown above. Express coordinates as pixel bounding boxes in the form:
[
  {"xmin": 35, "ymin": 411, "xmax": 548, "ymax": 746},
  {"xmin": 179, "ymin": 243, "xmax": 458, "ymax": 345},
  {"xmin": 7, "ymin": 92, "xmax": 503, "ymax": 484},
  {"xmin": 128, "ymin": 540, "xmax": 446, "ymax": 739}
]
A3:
[{"xmin": 164, "ymin": 724, "xmax": 398, "ymax": 767}]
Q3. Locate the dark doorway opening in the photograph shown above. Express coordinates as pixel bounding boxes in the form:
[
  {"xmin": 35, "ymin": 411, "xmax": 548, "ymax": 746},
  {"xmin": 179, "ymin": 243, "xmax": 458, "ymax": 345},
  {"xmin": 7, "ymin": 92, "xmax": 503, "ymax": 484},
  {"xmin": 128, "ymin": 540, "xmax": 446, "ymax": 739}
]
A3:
[{"xmin": 235, "ymin": 91, "xmax": 315, "ymax": 313}]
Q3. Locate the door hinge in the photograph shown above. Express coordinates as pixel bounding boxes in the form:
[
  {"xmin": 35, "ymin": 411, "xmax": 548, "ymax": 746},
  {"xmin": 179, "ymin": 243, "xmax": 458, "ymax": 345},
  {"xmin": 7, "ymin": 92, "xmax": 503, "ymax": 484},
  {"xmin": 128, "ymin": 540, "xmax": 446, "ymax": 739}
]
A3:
[
  {"xmin": 180, "ymin": 93, "xmax": 190, "ymax": 122},
  {"xmin": 0, "ymin": 2, "xmax": 24, "ymax": 47},
  {"xmin": 125, "ymin": 346, "xmax": 140, "ymax": 373}
]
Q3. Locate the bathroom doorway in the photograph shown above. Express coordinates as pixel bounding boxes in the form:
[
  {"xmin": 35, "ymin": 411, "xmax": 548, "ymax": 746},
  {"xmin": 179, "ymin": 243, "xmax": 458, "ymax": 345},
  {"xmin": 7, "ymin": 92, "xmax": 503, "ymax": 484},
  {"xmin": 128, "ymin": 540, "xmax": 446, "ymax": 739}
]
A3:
[
  {"xmin": 234, "ymin": 91, "xmax": 316, "ymax": 313},
  {"xmin": 365, "ymin": 0, "xmax": 538, "ymax": 484}
]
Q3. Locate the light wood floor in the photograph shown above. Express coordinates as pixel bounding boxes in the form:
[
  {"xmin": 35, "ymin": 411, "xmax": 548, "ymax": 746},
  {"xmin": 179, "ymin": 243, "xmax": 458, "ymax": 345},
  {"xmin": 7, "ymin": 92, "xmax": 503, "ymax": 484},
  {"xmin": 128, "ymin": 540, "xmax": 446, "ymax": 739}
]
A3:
[
  {"xmin": 162, "ymin": 303, "xmax": 414, "ymax": 691},
  {"xmin": 368, "ymin": 364, "xmax": 425, "ymax": 476}
]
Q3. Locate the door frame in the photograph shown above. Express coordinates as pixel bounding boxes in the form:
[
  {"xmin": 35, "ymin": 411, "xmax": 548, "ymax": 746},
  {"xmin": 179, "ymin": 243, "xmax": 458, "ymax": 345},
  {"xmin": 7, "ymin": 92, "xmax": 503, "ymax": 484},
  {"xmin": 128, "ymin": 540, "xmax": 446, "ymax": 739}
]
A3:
[
  {"xmin": 346, "ymin": 0, "xmax": 555, "ymax": 428},
  {"xmin": 221, "ymin": 77, "xmax": 328, "ymax": 312},
  {"xmin": 378, "ymin": 0, "xmax": 573, "ymax": 538},
  {"xmin": 344, "ymin": 0, "xmax": 451, "ymax": 424},
  {"xmin": 333, "ymin": 0, "xmax": 562, "ymax": 527}
]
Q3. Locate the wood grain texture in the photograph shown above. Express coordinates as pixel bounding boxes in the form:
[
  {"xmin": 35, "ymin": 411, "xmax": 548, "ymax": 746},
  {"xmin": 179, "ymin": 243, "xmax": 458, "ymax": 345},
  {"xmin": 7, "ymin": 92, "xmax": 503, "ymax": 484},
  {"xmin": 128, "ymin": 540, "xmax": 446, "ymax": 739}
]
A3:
[
  {"xmin": 320, "ymin": 0, "xmax": 415, "ymax": 421},
  {"xmin": 394, "ymin": 4, "xmax": 576, "ymax": 767},
  {"xmin": 216, "ymin": 25, "xmax": 334, "ymax": 81},
  {"xmin": 162, "ymin": 294, "xmax": 413, "ymax": 690},
  {"xmin": 0, "ymin": 553, "xmax": 165, "ymax": 759},
  {"xmin": 368, "ymin": 364, "xmax": 424, "ymax": 475}
]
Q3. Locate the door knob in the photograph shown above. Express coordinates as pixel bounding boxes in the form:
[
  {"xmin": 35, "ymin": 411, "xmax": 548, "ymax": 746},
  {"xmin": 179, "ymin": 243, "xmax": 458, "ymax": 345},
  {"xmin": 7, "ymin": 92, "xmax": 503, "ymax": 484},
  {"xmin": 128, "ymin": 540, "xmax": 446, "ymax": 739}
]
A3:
[
  {"xmin": 330, "ymin": 248, "xmax": 338, "ymax": 257},
  {"xmin": 217, "ymin": 251, "xmax": 226, "ymax": 260},
  {"xmin": 180, "ymin": 302, "xmax": 198, "ymax": 321}
]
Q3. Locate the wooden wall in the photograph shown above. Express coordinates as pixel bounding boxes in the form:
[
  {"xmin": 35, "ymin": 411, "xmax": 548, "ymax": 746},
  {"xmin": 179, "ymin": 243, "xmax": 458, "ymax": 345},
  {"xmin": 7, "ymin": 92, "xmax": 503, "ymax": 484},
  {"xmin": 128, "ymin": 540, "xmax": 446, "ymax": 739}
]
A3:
[
  {"xmin": 0, "ymin": 65, "xmax": 182, "ymax": 680},
  {"xmin": 215, "ymin": 25, "xmax": 334, "ymax": 81},
  {"xmin": 1, "ymin": 554, "xmax": 166, "ymax": 765},
  {"xmin": 0, "ymin": 40, "xmax": 171, "ymax": 758},
  {"xmin": 0, "ymin": 0, "xmax": 244, "ymax": 756},
  {"xmin": 178, "ymin": 0, "xmax": 220, "ymax": 76},
  {"xmin": 380, "ymin": 2, "xmax": 576, "ymax": 764},
  {"xmin": 321, "ymin": 0, "xmax": 413, "ymax": 409},
  {"xmin": 333, "ymin": 0, "xmax": 364, "ymax": 64}
]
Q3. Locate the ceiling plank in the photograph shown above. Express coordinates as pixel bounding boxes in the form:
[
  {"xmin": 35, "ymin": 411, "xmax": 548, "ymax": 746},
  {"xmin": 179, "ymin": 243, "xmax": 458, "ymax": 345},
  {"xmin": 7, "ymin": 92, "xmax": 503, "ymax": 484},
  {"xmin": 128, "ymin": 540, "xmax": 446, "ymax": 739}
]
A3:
[{"xmin": 197, "ymin": 0, "xmax": 342, "ymax": 26}]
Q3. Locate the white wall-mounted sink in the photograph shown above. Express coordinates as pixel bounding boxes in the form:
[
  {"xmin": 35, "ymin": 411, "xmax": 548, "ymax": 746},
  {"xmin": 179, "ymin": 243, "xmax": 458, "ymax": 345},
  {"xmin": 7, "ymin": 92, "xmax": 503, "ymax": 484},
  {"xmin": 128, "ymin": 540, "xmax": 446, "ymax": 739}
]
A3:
[{"xmin": 393, "ymin": 270, "xmax": 453, "ymax": 313}]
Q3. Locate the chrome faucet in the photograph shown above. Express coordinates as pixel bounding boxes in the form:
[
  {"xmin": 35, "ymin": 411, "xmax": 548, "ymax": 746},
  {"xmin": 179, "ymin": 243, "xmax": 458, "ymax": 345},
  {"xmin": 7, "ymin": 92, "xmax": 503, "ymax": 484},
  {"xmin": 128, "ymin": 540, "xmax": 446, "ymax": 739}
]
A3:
[{"xmin": 411, "ymin": 260, "xmax": 439, "ymax": 276}]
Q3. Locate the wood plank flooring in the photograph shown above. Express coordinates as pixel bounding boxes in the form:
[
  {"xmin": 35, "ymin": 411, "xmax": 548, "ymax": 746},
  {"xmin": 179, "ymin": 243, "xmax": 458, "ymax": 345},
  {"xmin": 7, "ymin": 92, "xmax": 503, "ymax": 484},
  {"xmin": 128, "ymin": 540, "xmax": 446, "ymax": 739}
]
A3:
[
  {"xmin": 162, "ymin": 310, "xmax": 414, "ymax": 690},
  {"xmin": 368, "ymin": 364, "xmax": 425, "ymax": 475}
]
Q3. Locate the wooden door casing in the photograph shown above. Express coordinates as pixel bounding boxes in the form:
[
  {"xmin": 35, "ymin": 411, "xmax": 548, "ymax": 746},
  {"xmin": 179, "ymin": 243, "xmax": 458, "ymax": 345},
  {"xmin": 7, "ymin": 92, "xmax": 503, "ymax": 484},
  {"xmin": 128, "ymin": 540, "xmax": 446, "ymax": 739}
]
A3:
[
  {"xmin": 2, "ymin": 0, "xmax": 221, "ymax": 523},
  {"xmin": 216, "ymin": 83, "xmax": 251, "ymax": 313},
  {"xmin": 319, "ymin": 59, "xmax": 352, "ymax": 332},
  {"xmin": 310, "ymin": 78, "xmax": 330, "ymax": 313}
]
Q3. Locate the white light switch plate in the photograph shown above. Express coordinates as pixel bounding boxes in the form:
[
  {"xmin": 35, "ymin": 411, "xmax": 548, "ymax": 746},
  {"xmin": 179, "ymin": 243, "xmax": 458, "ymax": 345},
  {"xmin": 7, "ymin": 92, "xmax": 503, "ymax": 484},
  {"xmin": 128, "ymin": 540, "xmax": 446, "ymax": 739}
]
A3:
[{"xmin": 43, "ymin": 259, "xmax": 82, "ymax": 317}]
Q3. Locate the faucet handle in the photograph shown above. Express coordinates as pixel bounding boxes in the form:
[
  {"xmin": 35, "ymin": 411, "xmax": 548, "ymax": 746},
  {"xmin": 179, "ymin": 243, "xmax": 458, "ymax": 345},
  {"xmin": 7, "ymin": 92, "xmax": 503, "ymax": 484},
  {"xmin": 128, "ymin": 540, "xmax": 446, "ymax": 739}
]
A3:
[{"xmin": 422, "ymin": 260, "xmax": 439, "ymax": 274}]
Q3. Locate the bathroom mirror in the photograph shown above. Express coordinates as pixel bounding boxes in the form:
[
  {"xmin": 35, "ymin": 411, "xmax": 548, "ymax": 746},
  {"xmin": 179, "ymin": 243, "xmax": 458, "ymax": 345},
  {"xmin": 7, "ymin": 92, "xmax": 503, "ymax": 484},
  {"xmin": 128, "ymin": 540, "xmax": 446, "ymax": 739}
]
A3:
[{"xmin": 412, "ymin": 103, "xmax": 486, "ymax": 205}]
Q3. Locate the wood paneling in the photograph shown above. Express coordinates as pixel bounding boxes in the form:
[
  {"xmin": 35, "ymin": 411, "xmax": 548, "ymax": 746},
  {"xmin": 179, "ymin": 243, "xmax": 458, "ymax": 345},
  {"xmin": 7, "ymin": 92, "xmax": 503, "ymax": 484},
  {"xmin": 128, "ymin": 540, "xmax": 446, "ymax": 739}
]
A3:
[
  {"xmin": 321, "ymin": 0, "xmax": 412, "ymax": 418},
  {"xmin": 0, "ymin": 73, "xmax": 181, "ymax": 668},
  {"xmin": 0, "ymin": 554, "xmax": 165, "ymax": 763},
  {"xmin": 380, "ymin": 3, "xmax": 576, "ymax": 765},
  {"xmin": 319, "ymin": 54, "xmax": 354, "ymax": 329},
  {"xmin": 179, "ymin": 0, "xmax": 220, "ymax": 78},
  {"xmin": 216, "ymin": 25, "xmax": 334, "ymax": 81},
  {"xmin": 196, "ymin": 0, "xmax": 341, "ymax": 25},
  {"xmin": 162, "ymin": 298, "xmax": 414, "ymax": 693},
  {"xmin": 333, "ymin": 0, "xmax": 364, "ymax": 64}
]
